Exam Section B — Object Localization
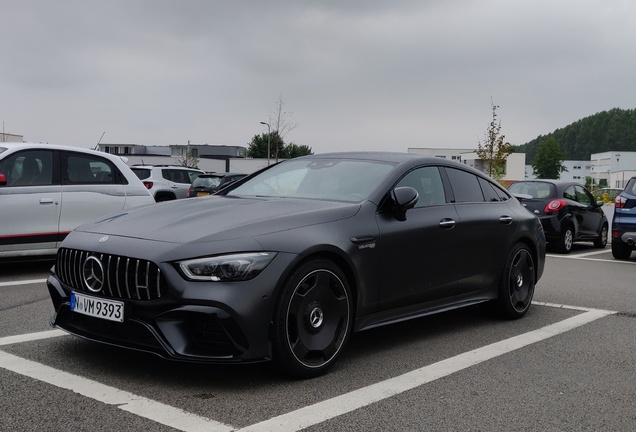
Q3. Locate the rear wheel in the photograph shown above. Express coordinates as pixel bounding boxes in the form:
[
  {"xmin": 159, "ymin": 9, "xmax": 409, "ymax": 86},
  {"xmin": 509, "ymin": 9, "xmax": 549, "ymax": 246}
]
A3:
[
  {"xmin": 557, "ymin": 225, "xmax": 574, "ymax": 254},
  {"xmin": 594, "ymin": 223, "xmax": 608, "ymax": 248},
  {"xmin": 272, "ymin": 259, "xmax": 353, "ymax": 379},
  {"xmin": 611, "ymin": 240, "xmax": 632, "ymax": 260},
  {"xmin": 491, "ymin": 243, "xmax": 535, "ymax": 319}
]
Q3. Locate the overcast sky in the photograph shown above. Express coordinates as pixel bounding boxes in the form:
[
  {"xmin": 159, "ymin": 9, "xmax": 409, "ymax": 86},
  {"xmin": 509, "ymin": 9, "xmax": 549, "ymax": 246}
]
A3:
[{"xmin": 2, "ymin": 1, "xmax": 635, "ymax": 154}]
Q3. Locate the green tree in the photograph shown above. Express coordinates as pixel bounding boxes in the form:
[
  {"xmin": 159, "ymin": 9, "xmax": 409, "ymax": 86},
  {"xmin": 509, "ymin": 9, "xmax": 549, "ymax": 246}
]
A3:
[
  {"xmin": 246, "ymin": 132, "xmax": 312, "ymax": 159},
  {"xmin": 284, "ymin": 143, "xmax": 313, "ymax": 158},
  {"xmin": 531, "ymin": 136, "xmax": 568, "ymax": 179},
  {"xmin": 476, "ymin": 101, "xmax": 512, "ymax": 180},
  {"xmin": 246, "ymin": 131, "xmax": 284, "ymax": 159}
]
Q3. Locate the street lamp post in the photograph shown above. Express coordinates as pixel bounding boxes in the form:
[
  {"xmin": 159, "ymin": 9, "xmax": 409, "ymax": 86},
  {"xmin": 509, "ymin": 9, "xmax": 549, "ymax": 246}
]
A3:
[
  {"xmin": 259, "ymin": 121, "xmax": 271, "ymax": 166},
  {"xmin": 616, "ymin": 153, "xmax": 621, "ymax": 188}
]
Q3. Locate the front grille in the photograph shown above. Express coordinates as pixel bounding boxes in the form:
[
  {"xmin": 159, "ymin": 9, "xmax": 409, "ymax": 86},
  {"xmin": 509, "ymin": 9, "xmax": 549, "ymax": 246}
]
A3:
[{"xmin": 56, "ymin": 247, "xmax": 164, "ymax": 300}]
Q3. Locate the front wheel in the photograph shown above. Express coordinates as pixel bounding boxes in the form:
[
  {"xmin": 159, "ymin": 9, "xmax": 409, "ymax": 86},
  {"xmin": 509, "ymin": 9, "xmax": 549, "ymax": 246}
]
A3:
[
  {"xmin": 491, "ymin": 243, "xmax": 536, "ymax": 319},
  {"xmin": 272, "ymin": 259, "xmax": 353, "ymax": 379}
]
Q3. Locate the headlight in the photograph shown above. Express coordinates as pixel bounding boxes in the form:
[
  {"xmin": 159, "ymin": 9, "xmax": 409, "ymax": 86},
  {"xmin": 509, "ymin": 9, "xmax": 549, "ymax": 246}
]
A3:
[{"xmin": 178, "ymin": 252, "xmax": 277, "ymax": 282}]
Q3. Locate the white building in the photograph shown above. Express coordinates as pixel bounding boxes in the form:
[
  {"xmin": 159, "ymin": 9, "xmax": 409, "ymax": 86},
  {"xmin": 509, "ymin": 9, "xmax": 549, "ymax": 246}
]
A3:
[
  {"xmin": 407, "ymin": 147, "xmax": 526, "ymax": 181},
  {"xmin": 591, "ymin": 151, "xmax": 636, "ymax": 189}
]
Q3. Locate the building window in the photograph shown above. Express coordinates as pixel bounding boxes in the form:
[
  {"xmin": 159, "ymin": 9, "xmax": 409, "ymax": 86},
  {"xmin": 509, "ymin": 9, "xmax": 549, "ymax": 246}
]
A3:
[{"xmin": 435, "ymin": 155, "xmax": 446, "ymax": 159}]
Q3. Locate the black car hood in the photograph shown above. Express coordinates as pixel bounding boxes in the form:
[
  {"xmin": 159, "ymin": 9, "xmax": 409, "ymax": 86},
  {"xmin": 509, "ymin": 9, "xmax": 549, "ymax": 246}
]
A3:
[{"xmin": 76, "ymin": 195, "xmax": 361, "ymax": 244}]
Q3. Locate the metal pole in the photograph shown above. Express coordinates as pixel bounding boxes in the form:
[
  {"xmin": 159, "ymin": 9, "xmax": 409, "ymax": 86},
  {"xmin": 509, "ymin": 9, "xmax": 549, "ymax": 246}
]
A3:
[{"xmin": 260, "ymin": 121, "xmax": 271, "ymax": 166}]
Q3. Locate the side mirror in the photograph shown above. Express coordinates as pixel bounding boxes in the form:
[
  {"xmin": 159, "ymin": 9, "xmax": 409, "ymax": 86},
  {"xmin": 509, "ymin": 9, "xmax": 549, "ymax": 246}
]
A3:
[
  {"xmin": 391, "ymin": 186, "xmax": 418, "ymax": 221},
  {"xmin": 0, "ymin": 173, "xmax": 6, "ymax": 186}
]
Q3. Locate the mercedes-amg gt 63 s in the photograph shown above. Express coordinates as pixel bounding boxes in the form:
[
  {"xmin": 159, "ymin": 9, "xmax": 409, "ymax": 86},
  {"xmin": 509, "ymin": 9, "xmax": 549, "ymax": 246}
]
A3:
[{"xmin": 47, "ymin": 152, "xmax": 546, "ymax": 378}]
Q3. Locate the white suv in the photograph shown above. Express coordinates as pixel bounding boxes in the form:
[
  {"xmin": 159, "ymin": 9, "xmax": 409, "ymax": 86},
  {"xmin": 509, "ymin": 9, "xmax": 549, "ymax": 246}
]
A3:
[
  {"xmin": 0, "ymin": 143, "xmax": 155, "ymax": 258},
  {"xmin": 131, "ymin": 165, "xmax": 204, "ymax": 202}
]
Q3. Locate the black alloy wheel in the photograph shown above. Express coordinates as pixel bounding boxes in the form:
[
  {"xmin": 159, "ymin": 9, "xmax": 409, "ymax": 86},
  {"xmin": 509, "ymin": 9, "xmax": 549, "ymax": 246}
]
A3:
[
  {"xmin": 493, "ymin": 243, "xmax": 535, "ymax": 319},
  {"xmin": 272, "ymin": 259, "xmax": 353, "ymax": 379},
  {"xmin": 594, "ymin": 223, "xmax": 608, "ymax": 248}
]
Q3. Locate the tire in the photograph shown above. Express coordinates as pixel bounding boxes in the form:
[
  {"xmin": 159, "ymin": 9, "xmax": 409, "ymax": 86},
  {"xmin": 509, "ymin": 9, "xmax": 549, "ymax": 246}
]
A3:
[
  {"xmin": 155, "ymin": 192, "xmax": 176, "ymax": 202},
  {"xmin": 611, "ymin": 241, "xmax": 632, "ymax": 260},
  {"xmin": 594, "ymin": 223, "xmax": 608, "ymax": 248},
  {"xmin": 491, "ymin": 243, "xmax": 535, "ymax": 319},
  {"xmin": 557, "ymin": 226, "xmax": 574, "ymax": 254},
  {"xmin": 272, "ymin": 259, "xmax": 353, "ymax": 379}
]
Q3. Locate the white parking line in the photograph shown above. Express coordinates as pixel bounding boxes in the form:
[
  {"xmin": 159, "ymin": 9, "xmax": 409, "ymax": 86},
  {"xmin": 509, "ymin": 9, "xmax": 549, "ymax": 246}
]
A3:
[
  {"xmin": 238, "ymin": 307, "xmax": 615, "ymax": 432},
  {"xmin": 0, "ymin": 329, "xmax": 66, "ymax": 346},
  {"xmin": 0, "ymin": 350, "xmax": 234, "ymax": 432},
  {"xmin": 0, "ymin": 278, "xmax": 46, "ymax": 287},
  {"xmin": 0, "ymin": 304, "xmax": 616, "ymax": 432}
]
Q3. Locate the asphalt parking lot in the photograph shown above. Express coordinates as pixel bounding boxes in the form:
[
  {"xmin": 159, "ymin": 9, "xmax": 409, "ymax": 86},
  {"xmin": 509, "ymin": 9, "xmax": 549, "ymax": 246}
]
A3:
[{"xmin": 1, "ymin": 245, "xmax": 635, "ymax": 431}]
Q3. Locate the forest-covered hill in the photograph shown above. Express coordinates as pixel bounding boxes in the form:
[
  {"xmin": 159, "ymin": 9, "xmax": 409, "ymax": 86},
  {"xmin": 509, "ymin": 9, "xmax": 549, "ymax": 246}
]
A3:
[{"xmin": 514, "ymin": 108, "xmax": 636, "ymax": 163}]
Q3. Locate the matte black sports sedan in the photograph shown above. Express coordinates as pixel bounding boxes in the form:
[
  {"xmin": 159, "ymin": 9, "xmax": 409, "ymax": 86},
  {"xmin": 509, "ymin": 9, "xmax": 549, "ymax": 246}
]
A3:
[
  {"xmin": 508, "ymin": 180, "xmax": 608, "ymax": 253},
  {"xmin": 47, "ymin": 152, "xmax": 546, "ymax": 378}
]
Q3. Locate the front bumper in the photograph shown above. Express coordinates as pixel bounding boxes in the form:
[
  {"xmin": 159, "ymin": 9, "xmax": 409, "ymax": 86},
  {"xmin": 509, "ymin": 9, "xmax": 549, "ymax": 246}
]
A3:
[{"xmin": 47, "ymin": 250, "xmax": 297, "ymax": 364}]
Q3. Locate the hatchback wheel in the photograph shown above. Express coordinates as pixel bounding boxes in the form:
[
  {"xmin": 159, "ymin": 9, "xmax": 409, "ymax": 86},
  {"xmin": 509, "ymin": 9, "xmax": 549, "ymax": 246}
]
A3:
[
  {"xmin": 272, "ymin": 259, "xmax": 353, "ymax": 378},
  {"xmin": 557, "ymin": 226, "xmax": 574, "ymax": 253},
  {"xmin": 492, "ymin": 243, "xmax": 535, "ymax": 319},
  {"xmin": 594, "ymin": 223, "xmax": 608, "ymax": 248},
  {"xmin": 611, "ymin": 241, "xmax": 632, "ymax": 260}
]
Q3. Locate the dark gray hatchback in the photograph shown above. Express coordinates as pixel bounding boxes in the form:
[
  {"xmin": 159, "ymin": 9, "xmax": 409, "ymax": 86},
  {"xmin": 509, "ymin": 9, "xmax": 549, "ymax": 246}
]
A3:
[
  {"xmin": 508, "ymin": 180, "xmax": 608, "ymax": 253},
  {"xmin": 612, "ymin": 177, "xmax": 636, "ymax": 259}
]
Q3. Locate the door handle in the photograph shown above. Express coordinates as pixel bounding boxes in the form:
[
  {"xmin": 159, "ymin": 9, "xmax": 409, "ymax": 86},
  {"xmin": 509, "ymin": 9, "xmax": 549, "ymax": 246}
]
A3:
[
  {"xmin": 439, "ymin": 218, "xmax": 456, "ymax": 229},
  {"xmin": 500, "ymin": 215, "xmax": 513, "ymax": 225},
  {"xmin": 39, "ymin": 198, "xmax": 54, "ymax": 205}
]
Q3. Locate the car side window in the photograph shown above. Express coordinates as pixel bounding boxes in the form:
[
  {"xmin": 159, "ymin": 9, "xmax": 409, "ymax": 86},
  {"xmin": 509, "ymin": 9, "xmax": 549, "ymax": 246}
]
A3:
[
  {"xmin": 64, "ymin": 153, "xmax": 119, "ymax": 185},
  {"xmin": 479, "ymin": 177, "xmax": 506, "ymax": 202},
  {"xmin": 575, "ymin": 185, "xmax": 593, "ymax": 205},
  {"xmin": 445, "ymin": 168, "xmax": 484, "ymax": 203},
  {"xmin": 187, "ymin": 170, "xmax": 201, "ymax": 183},
  {"xmin": 563, "ymin": 186, "xmax": 577, "ymax": 201},
  {"xmin": 0, "ymin": 150, "xmax": 54, "ymax": 187},
  {"xmin": 396, "ymin": 166, "xmax": 445, "ymax": 208}
]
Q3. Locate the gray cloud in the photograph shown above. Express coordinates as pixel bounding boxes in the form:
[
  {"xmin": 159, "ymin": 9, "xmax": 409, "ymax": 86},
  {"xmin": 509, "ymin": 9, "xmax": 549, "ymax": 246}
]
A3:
[{"xmin": 2, "ymin": 0, "xmax": 635, "ymax": 153}]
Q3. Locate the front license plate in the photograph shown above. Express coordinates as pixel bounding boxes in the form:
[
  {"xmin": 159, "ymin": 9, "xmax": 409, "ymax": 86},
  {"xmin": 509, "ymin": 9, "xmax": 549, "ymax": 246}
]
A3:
[{"xmin": 70, "ymin": 292, "xmax": 124, "ymax": 323}]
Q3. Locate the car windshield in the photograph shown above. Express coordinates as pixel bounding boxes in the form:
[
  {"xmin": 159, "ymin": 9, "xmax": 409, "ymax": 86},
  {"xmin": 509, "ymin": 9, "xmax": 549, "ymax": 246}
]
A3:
[
  {"xmin": 227, "ymin": 158, "xmax": 396, "ymax": 202},
  {"xmin": 509, "ymin": 182, "xmax": 555, "ymax": 199},
  {"xmin": 193, "ymin": 176, "xmax": 222, "ymax": 188}
]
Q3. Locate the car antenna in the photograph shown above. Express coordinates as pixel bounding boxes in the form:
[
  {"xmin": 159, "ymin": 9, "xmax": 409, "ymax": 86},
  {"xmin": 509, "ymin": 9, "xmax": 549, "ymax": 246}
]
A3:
[{"xmin": 94, "ymin": 131, "xmax": 106, "ymax": 150}]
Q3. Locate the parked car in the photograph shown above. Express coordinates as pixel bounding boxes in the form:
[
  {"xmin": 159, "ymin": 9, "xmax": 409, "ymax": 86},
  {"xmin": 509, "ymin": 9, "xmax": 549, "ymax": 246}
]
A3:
[
  {"xmin": 47, "ymin": 152, "xmax": 545, "ymax": 378},
  {"xmin": 594, "ymin": 187, "xmax": 623, "ymax": 203},
  {"xmin": 508, "ymin": 180, "xmax": 608, "ymax": 253},
  {"xmin": 0, "ymin": 143, "xmax": 155, "ymax": 259},
  {"xmin": 611, "ymin": 176, "xmax": 636, "ymax": 259},
  {"xmin": 187, "ymin": 172, "xmax": 247, "ymax": 197},
  {"xmin": 130, "ymin": 165, "xmax": 204, "ymax": 201}
]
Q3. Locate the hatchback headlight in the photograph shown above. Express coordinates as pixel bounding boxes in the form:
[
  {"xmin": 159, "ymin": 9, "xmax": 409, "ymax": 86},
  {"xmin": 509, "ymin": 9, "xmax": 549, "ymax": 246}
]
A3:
[{"xmin": 178, "ymin": 252, "xmax": 277, "ymax": 282}]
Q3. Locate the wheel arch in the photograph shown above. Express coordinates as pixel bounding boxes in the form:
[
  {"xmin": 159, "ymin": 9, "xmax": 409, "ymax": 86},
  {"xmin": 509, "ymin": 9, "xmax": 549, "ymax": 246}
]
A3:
[{"xmin": 154, "ymin": 191, "xmax": 176, "ymax": 202}]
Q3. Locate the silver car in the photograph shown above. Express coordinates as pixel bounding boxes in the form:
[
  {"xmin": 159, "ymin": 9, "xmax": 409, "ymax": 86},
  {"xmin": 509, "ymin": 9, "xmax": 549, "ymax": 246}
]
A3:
[{"xmin": 0, "ymin": 143, "xmax": 155, "ymax": 258}]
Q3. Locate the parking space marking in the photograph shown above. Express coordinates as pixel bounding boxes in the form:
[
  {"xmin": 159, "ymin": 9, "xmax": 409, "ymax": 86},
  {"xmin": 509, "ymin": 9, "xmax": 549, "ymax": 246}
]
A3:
[
  {"xmin": 547, "ymin": 253, "xmax": 636, "ymax": 265},
  {"xmin": 0, "ymin": 329, "xmax": 66, "ymax": 347},
  {"xmin": 0, "ymin": 304, "xmax": 616, "ymax": 432},
  {"xmin": 0, "ymin": 278, "xmax": 46, "ymax": 287},
  {"xmin": 0, "ymin": 350, "xmax": 234, "ymax": 432},
  {"xmin": 237, "ymin": 306, "xmax": 615, "ymax": 432}
]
